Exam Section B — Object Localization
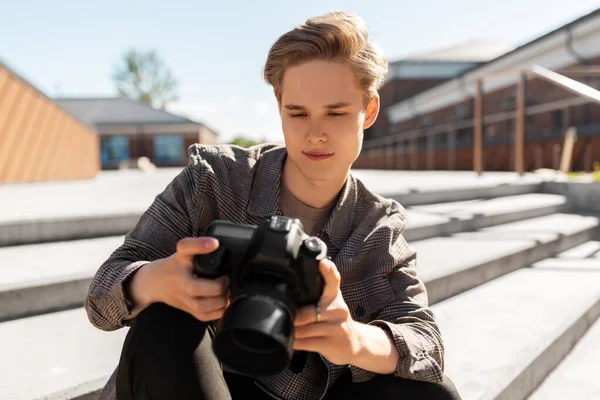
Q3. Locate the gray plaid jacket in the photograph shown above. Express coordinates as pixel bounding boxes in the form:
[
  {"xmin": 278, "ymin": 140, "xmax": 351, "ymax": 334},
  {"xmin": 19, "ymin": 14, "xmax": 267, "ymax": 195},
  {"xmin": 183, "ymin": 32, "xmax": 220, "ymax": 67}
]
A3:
[{"xmin": 84, "ymin": 143, "xmax": 444, "ymax": 400}]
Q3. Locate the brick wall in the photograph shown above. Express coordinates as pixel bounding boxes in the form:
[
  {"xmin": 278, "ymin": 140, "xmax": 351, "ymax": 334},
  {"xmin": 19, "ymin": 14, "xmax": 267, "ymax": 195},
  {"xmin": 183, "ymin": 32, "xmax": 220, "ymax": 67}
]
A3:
[{"xmin": 366, "ymin": 77, "xmax": 450, "ymax": 139}]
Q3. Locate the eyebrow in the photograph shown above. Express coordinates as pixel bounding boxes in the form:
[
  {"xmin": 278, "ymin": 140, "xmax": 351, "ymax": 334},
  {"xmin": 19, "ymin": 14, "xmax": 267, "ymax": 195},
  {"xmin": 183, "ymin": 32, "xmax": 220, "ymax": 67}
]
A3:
[{"xmin": 283, "ymin": 102, "xmax": 351, "ymax": 110}]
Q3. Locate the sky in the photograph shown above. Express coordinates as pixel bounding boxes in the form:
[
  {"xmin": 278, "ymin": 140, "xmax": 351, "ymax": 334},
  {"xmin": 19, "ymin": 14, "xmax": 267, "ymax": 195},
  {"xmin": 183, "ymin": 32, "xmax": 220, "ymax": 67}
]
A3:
[{"xmin": 1, "ymin": 0, "xmax": 599, "ymax": 143}]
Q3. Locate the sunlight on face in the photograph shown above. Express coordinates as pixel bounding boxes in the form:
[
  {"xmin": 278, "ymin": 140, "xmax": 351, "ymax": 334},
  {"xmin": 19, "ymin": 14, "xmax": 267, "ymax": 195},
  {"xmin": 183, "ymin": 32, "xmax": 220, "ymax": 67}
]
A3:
[{"xmin": 279, "ymin": 60, "xmax": 379, "ymax": 184}]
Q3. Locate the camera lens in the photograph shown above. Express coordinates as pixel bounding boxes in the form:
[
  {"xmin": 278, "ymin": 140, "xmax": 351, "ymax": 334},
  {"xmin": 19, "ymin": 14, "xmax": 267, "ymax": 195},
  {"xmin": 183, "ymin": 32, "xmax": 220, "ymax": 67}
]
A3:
[
  {"xmin": 231, "ymin": 330, "xmax": 279, "ymax": 354},
  {"xmin": 212, "ymin": 295, "xmax": 293, "ymax": 376}
]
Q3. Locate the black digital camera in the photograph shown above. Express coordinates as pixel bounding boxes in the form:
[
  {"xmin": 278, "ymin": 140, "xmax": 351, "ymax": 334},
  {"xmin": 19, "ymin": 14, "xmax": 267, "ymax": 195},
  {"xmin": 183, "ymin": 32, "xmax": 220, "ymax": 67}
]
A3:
[{"xmin": 193, "ymin": 216, "xmax": 327, "ymax": 377}]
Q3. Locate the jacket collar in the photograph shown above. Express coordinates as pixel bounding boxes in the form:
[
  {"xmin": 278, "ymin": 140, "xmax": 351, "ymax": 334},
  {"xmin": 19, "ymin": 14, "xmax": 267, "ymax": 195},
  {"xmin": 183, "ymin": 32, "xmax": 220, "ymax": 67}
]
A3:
[{"xmin": 246, "ymin": 145, "xmax": 357, "ymax": 252}]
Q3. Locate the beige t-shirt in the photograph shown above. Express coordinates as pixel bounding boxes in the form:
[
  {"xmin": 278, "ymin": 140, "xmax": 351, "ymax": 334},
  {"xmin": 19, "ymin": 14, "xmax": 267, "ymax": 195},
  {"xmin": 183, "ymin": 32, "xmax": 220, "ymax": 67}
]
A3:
[{"xmin": 278, "ymin": 181, "xmax": 335, "ymax": 237}]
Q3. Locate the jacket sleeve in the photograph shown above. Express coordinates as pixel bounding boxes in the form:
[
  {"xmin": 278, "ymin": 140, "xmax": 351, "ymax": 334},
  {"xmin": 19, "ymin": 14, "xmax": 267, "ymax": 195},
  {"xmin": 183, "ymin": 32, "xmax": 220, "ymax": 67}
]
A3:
[
  {"xmin": 84, "ymin": 161, "xmax": 205, "ymax": 331},
  {"xmin": 348, "ymin": 211, "xmax": 445, "ymax": 383}
]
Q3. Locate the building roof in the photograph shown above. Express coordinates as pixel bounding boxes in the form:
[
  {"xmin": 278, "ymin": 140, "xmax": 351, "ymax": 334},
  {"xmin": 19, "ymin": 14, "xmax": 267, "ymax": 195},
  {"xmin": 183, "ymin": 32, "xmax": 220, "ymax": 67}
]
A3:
[
  {"xmin": 397, "ymin": 40, "xmax": 516, "ymax": 63},
  {"xmin": 54, "ymin": 97, "xmax": 202, "ymax": 127},
  {"xmin": 387, "ymin": 7, "xmax": 600, "ymax": 125},
  {"xmin": 462, "ymin": 7, "xmax": 600, "ymax": 77}
]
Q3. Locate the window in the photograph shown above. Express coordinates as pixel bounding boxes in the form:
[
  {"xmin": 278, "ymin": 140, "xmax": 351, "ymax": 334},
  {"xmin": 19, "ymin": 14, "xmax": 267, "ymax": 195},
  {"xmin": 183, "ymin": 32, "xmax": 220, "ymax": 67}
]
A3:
[
  {"xmin": 154, "ymin": 135, "xmax": 185, "ymax": 165},
  {"xmin": 100, "ymin": 136, "xmax": 129, "ymax": 169}
]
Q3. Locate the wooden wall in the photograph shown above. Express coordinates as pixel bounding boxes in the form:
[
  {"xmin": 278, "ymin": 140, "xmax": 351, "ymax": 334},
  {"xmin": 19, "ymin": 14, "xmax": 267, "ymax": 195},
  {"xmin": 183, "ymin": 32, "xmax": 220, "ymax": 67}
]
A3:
[{"xmin": 0, "ymin": 63, "xmax": 99, "ymax": 183}]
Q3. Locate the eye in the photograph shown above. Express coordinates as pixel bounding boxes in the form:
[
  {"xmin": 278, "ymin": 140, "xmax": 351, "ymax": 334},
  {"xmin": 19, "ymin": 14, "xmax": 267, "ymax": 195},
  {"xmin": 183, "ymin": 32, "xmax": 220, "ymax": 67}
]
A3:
[
  {"xmin": 289, "ymin": 113, "xmax": 307, "ymax": 118},
  {"xmin": 328, "ymin": 112, "xmax": 346, "ymax": 117}
]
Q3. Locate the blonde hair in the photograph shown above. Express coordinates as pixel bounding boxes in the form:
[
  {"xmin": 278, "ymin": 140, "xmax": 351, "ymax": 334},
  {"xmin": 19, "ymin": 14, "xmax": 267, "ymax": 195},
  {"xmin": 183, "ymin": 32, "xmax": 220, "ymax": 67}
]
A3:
[{"xmin": 263, "ymin": 12, "xmax": 388, "ymax": 106}]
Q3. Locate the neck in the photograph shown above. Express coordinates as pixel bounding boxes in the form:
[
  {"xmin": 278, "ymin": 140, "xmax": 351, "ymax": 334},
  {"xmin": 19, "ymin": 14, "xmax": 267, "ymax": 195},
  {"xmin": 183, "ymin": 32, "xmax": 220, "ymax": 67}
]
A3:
[{"xmin": 282, "ymin": 158, "xmax": 347, "ymax": 209}]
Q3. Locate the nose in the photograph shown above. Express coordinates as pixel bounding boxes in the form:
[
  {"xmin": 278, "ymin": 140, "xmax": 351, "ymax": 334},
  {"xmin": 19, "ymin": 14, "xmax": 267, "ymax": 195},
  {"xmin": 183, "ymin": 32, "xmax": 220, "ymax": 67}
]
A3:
[{"xmin": 306, "ymin": 123, "xmax": 327, "ymax": 144}]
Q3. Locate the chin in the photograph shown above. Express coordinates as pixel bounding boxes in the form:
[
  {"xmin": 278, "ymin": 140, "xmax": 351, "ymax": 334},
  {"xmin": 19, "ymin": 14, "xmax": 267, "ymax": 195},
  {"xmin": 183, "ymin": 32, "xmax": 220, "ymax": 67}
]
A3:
[{"xmin": 288, "ymin": 153, "xmax": 345, "ymax": 181}]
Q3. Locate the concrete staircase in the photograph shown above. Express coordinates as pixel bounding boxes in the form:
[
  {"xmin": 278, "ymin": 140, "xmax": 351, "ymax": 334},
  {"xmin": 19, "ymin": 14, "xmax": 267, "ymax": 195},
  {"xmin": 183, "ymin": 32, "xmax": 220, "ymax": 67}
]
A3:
[{"xmin": 1, "ymin": 170, "xmax": 599, "ymax": 400}]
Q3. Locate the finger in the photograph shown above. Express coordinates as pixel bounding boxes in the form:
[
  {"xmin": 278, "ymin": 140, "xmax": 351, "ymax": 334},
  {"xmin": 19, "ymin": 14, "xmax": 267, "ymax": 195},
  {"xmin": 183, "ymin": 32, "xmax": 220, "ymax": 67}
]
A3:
[
  {"xmin": 186, "ymin": 295, "xmax": 229, "ymax": 315},
  {"xmin": 319, "ymin": 259, "xmax": 341, "ymax": 302},
  {"xmin": 295, "ymin": 304, "xmax": 322, "ymax": 327},
  {"xmin": 185, "ymin": 275, "xmax": 229, "ymax": 297},
  {"xmin": 176, "ymin": 237, "xmax": 219, "ymax": 260},
  {"xmin": 294, "ymin": 303, "xmax": 347, "ymax": 327},
  {"xmin": 294, "ymin": 322, "xmax": 336, "ymax": 339},
  {"xmin": 193, "ymin": 305, "xmax": 228, "ymax": 322}
]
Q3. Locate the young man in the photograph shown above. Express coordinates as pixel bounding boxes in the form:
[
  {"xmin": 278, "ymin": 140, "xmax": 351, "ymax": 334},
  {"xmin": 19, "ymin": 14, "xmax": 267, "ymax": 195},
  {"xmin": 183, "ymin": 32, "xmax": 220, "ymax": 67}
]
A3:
[{"xmin": 85, "ymin": 11, "xmax": 461, "ymax": 400}]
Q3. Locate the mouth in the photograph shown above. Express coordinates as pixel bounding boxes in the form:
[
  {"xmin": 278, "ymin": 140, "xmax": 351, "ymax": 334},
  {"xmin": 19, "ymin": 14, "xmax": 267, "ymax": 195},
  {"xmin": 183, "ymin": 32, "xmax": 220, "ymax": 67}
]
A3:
[{"xmin": 303, "ymin": 151, "xmax": 333, "ymax": 161}]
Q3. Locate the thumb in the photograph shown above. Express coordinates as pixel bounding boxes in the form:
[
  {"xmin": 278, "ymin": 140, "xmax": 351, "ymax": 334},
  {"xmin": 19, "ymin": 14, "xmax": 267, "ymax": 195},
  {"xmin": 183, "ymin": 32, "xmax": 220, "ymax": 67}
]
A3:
[
  {"xmin": 176, "ymin": 237, "xmax": 219, "ymax": 261},
  {"xmin": 319, "ymin": 258, "xmax": 341, "ymax": 302}
]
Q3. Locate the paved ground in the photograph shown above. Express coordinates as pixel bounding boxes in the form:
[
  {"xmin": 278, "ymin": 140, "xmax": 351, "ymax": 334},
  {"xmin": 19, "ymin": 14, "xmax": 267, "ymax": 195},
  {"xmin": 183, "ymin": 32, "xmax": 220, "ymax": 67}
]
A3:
[{"xmin": 0, "ymin": 168, "xmax": 545, "ymax": 223}]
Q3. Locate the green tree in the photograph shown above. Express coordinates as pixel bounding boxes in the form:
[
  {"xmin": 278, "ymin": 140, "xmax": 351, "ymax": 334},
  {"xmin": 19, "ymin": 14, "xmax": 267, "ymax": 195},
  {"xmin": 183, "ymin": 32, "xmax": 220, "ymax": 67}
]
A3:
[
  {"xmin": 112, "ymin": 49, "xmax": 179, "ymax": 109},
  {"xmin": 231, "ymin": 136, "xmax": 263, "ymax": 148}
]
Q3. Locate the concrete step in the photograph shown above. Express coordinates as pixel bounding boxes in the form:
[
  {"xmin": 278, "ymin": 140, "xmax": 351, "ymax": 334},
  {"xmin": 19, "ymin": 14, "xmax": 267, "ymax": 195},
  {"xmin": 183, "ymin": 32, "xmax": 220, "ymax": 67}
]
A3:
[
  {"xmin": 524, "ymin": 240, "xmax": 600, "ymax": 400},
  {"xmin": 0, "ymin": 213, "xmax": 143, "ymax": 248},
  {"xmin": 553, "ymin": 240, "xmax": 600, "ymax": 259},
  {"xmin": 0, "ymin": 169, "xmax": 544, "ymax": 247},
  {"xmin": 413, "ymin": 212, "xmax": 599, "ymax": 304},
  {"xmin": 0, "ymin": 307, "xmax": 127, "ymax": 400},
  {"xmin": 527, "ymin": 307, "xmax": 600, "ymax": 400},
  {"xmin": 353, "ymin": 170, "xmax": 543, "ymax": 207},
  {"xmin": 0, "ymin": 236, "xmax": 125, "ymax": 322},
  {"xmin": 0, "ymin": 189, "xmax": 562, "ymax": 251},
  {"xmin": 432, "ymin": 246, "xmax": 600, "ymax": 400},
  {"xmin": 404, "ymin": 193, "xmax": 570, "ymax": 242},
  {"xmin": 0, "ymin": 169, "xmax": 180, "ymax": 248}
]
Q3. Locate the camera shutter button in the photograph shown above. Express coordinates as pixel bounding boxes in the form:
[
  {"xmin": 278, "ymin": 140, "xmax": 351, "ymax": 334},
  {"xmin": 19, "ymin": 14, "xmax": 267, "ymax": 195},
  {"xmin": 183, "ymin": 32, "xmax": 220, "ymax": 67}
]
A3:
[{"xmin": 303, "ymin": 237, "xmax": 323, "ymax": 257}]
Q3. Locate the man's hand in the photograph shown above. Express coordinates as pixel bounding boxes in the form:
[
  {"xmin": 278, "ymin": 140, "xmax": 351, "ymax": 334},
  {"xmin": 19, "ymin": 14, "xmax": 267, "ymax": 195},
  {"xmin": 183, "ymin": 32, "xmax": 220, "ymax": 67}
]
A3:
[
  {"xmin": 292, "ymin": 258, "xmax": 362, "ymax": 366},
  {"xmin": 128, "ymin": 237, "xmax": 231, "ymax": 322}
]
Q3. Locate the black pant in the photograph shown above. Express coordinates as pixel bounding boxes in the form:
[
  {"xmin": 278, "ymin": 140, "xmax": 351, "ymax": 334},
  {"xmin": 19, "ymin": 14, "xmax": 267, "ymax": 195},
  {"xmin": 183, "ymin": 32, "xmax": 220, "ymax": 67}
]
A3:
[{"xmin": 115, "ymin": 303, "xmax": 461, "ymax": 400}]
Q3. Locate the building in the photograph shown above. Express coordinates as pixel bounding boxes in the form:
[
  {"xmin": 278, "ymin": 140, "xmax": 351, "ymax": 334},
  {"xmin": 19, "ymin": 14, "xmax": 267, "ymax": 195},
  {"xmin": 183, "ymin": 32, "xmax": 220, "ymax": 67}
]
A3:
[
  {"xmin": 56, "ymin": 97, "xmax": 218, "ymax": 170},
  {"xmin": 358, "ymin": 7, "xmax": 600, "ymax": 173},
  {"xmin": 367, "ymin": 40, "xmax": 516, "ymax": 139},
  {"xmin": 0, "ymin": 59, "xmax": 99, "ymax": 183}
]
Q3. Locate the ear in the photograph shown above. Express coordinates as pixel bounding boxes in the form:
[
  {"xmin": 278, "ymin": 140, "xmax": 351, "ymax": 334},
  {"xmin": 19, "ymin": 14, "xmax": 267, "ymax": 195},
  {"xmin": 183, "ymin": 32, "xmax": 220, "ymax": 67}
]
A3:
[{"xmin": 363, "ymin": 95, "xmax": 380, "ymax": 130}]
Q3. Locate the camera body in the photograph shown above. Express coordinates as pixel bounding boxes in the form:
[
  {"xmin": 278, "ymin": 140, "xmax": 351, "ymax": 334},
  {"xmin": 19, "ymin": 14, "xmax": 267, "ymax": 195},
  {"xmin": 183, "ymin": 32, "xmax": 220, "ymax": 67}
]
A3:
[{"xmin": 193, "ymin": 215, "xmax": 327, "ymax": 377}]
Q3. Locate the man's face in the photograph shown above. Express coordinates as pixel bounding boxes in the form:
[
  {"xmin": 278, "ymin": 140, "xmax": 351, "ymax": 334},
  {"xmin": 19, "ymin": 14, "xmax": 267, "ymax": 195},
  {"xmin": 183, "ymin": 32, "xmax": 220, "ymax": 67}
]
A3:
[{"xmin": 279, "ymin": 60, "xmax": 379, "ymax": 184}]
